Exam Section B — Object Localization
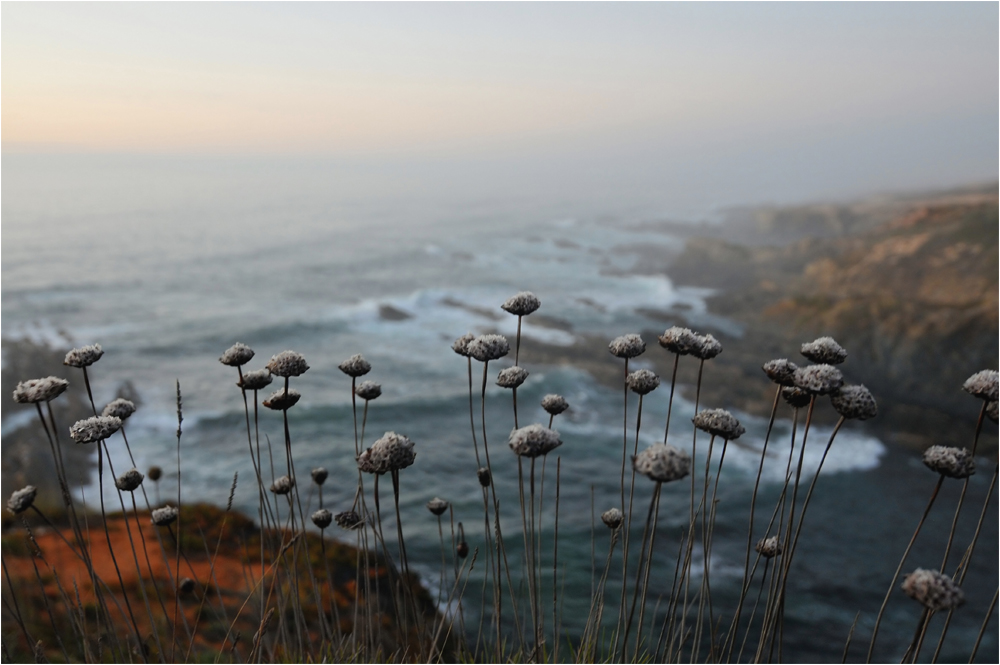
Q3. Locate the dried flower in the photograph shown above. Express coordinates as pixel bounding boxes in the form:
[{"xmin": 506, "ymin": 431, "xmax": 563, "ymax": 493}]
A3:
[
  {"xmin": 69, "ymin": 416, "xmax": 122, "ymax": 444},
  {"xmin": 335, "ymin": 510, "xmax": 365, "ymax": 530},
  {"xmin": 762, "ymin": 359, "xmax": 799, "ymax": 387},
  {"xmin": 151, "ymin": 505, "xmax": 178, "ymax": 526},
  {"xmin": 781, "ymin": 386, "xmax": 812, "ymax": 409},
  {"xmin": 477, "ymin": 467, "xmax": 492, "ymax": 487},
  {"xmin": 178, "ymin": 577, "xmax": 196, "ymax": 594},
  {"xmin": 219, "ymin": 343, "xmax": 254, "ymax": 367},
  {"xmin": 831, "ymin": 384, "xmax": 878, "ymax": 420},
  {"xmin": 922, "ymin": 446, "xmax": 975, "ymax": 479},
  {"xmin": 338, "ymin": 354, "xmax": 372, "ymax": 378},
  {"xmin": 357, "ymin": 449, "xmax": 379, "ymax": 474},
  {"xmin": 102, "ymin": 398, "xmax": 136, "ymax": 421},
  {"xmin": 497, "ymin": 366, "xmax": 529, "ymax": 389},
  {"xmin": 362, "ymin": 432, "xmax": 417, "ymax": 474},
  {"xmin": 64, "ymin": 344, "xmax": 103, "ymax": 368},
  {"xmin": 627, "ymin": 369, "xmax": 660, "ymax": 395},
  {"xmin": 7, "ymin": 486, "xmax": 37, "ymax": 514},
  {"xmin": 115, "ymin": 468, "xmax": 144, "ymax": 492},
  {"xmin": 609, "ymin": 334, "xmax": 645, "ymax": 359},
  {"xmin": 312, "ymin": 508, "xmax": 333, "ymax": 529},
  {"xmin": 468, "ymin": 335, "xmax": 510, "ymax": 362},
  {"xmin": 691, "ymin": 334, "xmax": 722, "ymax": 361},
  {"xmin": 452, "ymin": 333, "xmax": 476, "ymax": 357},
  {"xmin": 988, "ymin": 401, "xmax": 998, "ymax": 424},
  {"xmin": 800, "ymin": 337, "xmax": 847, "ymax": 365},
  {"xmin": 311, "ymin": 467, "xmax": 328, "ymax": 485},
  {"xmin": 262, "ymin": 387, "xmax": 301, "ymax": 411},
  {"xmin": 962, "ymin": 370, "xmax": 998, "ymax": 402},
  {"xmin": 13, "ymin": 377, "xmax": 69, "ymax": 404},
  {"xmin": 755, "ymin": 536, "xmax": 783, "ymax": 559},
  {"xmin": 267, "ymin": 350, "xmax": 309, "ymax": 378},
  {"xmin": 902, "ymin": 569, "xmax": 964, "ymax": 612},
  {"xmin": 237, "ymin": 369, "xmax": 273, "ymax": 391},
  {"xmin": 658, "ymin": 326, "xmax": 698, "ymax": 355},
  {"xmin": 355, "ymin": 380, "xmax": 382, "ymax": 401},
  {"xmin": 792, "ymin": 364, "xmax": 844, "ymax": 395},
  {"xmin": 270, "ymin": 476, "xmax": 295, "ymax": 495},
  {"xmin": 457, "ymin": 540, "xmax": 470, "ymax": 558},
  {"xmin": 426, "ymin": 497, "xmax": 449, "ymax": 516},
  {"xmin": 601, "ymin": 508, "xmax": 623, "ymax": 529},
  {"xmin": 692, "ymin": 408, "xmax": 745, "ymax": 440},
  {"xmin": 633, "ymin": 444, "xmax": 690, "ymax": 483},
  {"xmin": 501, "ymin": 291, "xmax": 541, "ymax": 317},
  {"xmin": 147, "ymin": 466, "xmax": 163, "ymax": 482},
  {"xmin": 541, "ymin": 394, "xmax": 569, "ymax": 416},
  {"xmin": 508, "ymin": 424, "xmax": 562, "ymax": 458}
]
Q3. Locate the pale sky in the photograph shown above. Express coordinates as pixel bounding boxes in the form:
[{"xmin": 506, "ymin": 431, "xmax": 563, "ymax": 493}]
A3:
[{"xmin": 1, "ymin": 2, "xmax": 997, "ymax": 202}]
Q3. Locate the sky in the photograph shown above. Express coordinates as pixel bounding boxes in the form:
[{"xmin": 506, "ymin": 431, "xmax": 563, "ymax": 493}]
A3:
[{"xmin": 1, "ymin": 2, "xmax": 997, "ymax": 205}]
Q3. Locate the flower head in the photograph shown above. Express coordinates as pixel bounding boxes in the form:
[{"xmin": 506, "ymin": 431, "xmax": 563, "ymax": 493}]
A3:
[
  {"xmin": 220, "ymin": 343, "xmax": 255, "ymax": 367},
  {"xmin": 627, "ymin": 369, "xmax": 660, "ymax": 396},
  {"xmin": 452, "ymin": 333, "xmax": 476, "ymax": 357},
  {"xmin": 962, "ymin": 370, "xmax": 998, "ymax": 402},
  {"xmin": 426, "ymin": 497, "xmax": 449, "ymax": 516},
  {"xmin": 179, "ymin": 578, "xmax": 196, "ymax": 594},
  {"xmin": 601, "ymin": 508, "xmax": 623, "ymax": 529},
  {"xmin": 692, "ymin": 408, "xmax": 745, "ymax": 440},
  {"xmin": 64, "ymin": 344, "xmax": 103, "ymax": 368},
  {"xmin": 691, "ymin": 334, "xmax": 723, "ymax": 361},
  {"xmin": 508, "ymin": 424, "xmax": 562, "ymax": 458},
  {"xmin": 355, "ymin": 380, "xmax": 382, "ymax": 401},
  {"xmin": 922, "ymin": 446, "xmax": 975, "ymax": 479},
  {"xmin": 311, "ymin": 467, "xmax": 328, "ymax": 485},
  {"xmin": 267, "ymin": 350, "xmax": 309, "ymax": 378},
  {"xmin": 541, "ymin": 394, "xmax": 569, "ymax": 416},
  {"xmin": 477, "ymin": 467, "xmax": 492, "ymax": 487},
  {"xmin": 831, "ymin": 384, "xmax": 878, "ymax": 420},
  {"xmin": 792, "ymin": 364, "xmax": 844, "ymax": 395},
  {"xmin": 338, "ymin": 354, "xmax": 372, "ymax": 378},
  {"xmin": 658, "ymin": 327, "xmax": 698, "ymax": 355},
  {"xmin": 311, "ymin": 509, "xmax": 333, "ymax": 529},
  {"xmin": 262, "ymin": 387, "xmax": 301, "ymax": 411},
  {"xmin": 800, "ymin": 337, "xmax": 847, "ymax": 365},
  {"xmin": 632, "ymin": 444, "xmax": 691, "ymax": 483},
  {"xmin": 238, "ymin": 369, "xmax": 273, "ymax": 391},
  {"xmin": 468, "ymin": 335, "xmax": 510, "ymax": 362},
  {"xmin": 115, "ymin": 468, "xmax": 144, "ymax": 492},
  {"xmin": 781, "ymin": 386, "xmax": 812, "ymax": 409},
  {"xmin": 762, "ymin": 359, "xmax": 799, "ymax": 387},
  {"xmin": 151, "ymin": 505, "xmax": 178, "ymax": 527},
  {"xmin": 13, "ymin": 377, "xmax": 69, "ymax": 404},
  {"xmin": 497, "ymin": 366, "xmax": 529, "ymax": 389},
  {"xmin": 102, "ymin": 398, "xmax": 136, "ymax": 421},
  {"xmin": 7, "ymin": 486, "xmax": 37, "ymax": 514},
  {"xmin": 361, "ymin": 432, "xmax": 416, "ymax": 474},
  {"xmin": 902, "ymin": 569, "xmax": 964, "ymax": 612},
  {"xmin": 69, "ymin": 416, "xmax": 122, "ymax": 444},
  {"xmin": 270, "ymin": 475, "xmax": 295, "ymax": 495},
  {"xmin": 335, "ymin": 510, "xmax": 365, "ymax": 530},
  {"xmin": 501, "ymin": 291, "xmax": 541, "ymax": 317},
  {"xmin": 609, "ymin": 334, "xmax": 645, "ymax": 359},
  {"xmin": 147, "ymin": 466, "xmax": 163, "ymax": 482}
]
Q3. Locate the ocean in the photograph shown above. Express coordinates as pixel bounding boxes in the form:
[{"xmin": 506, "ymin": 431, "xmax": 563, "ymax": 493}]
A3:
[{"xmin": 2, "ymin": 153, "xmax": 995, "ymax": 662}]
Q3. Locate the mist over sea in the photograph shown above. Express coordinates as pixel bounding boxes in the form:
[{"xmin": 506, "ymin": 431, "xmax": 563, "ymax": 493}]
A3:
[{"xmin": 2, "ymin": 153, "xmax": 995, "ymax": 662}]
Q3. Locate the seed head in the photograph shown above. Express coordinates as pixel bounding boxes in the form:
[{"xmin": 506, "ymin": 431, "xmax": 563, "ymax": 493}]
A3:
[
  {"xmin": 962, "ymin": 370, "xmax": 998, "ymax": 402},
  {"xmin": 179, "ymin": 578, "xmax": 196, "ymax": 594},
  {"xmin": 102, "ymin": 398, "xmax": 136, "ymax": 421},
  {"xmin": 262, "ymin": 387, "xmax": 300, "ymax": 411},
  {"xmin": 831, "ymin": 384, "xmax": 878, "ymax": 420},
  {"xmin": 7, "ymin": 486, "xmax": 37, "ymax": 514},
  {"xmin": 609, "ymin": 334, "xmax": 645, "ymax": 359},
  {"xmin": 267, "ymin": 350, "xmax": 309, "ymax": 378},
  {"xmin": 922, "ymin": 446, "xmax": 975, "ymax": 479},
  {"xmin": 338, "ymin": 354, "xmax": 372, "ymax": 378},
  {"xmin": 601, "ymin": 508, "xmax": 623, "ymax": 529},
  {"xmin": 457, "ymin": 540, "xmax": 470, "ymax": 558},
  {"xmin": 800, "ymin": 337, "xmax": 847, "ymax": 365},
  {"xmin": 541, "ymin": 394, "xmax": 569, "ymax": 416},
  {"xmin": 219, "ymin": 343, "xmax": 255, "ymax": 367},
  {"xmin": 426, "ymin": 497, "xmax": 449, "ymax": 516},
  {"xmin": 270, "ymin": 476, "xmax": 295, "ymax": 495},
  {"xmin": 501, "ymin": 291, "xmax": 541, "ymax": 317},
  {"xmin": 452, "ymin": 333, "xmax": 476, "ymax": 357},
  {"xmin": 632, "ymin": 444, "xmax": 691, "ymax": 483},
  {"xmin": 658, "ymin": 326, "xmax": 698, "ymax": 355},
  {"xmin": 781, "ymin": 386, "xmax": 812, "ymax": 409},
  {"xmin": 335, "ymin": 510, "xmax": 365, "ymax": 530},
  {"xmin": 69, "ymin": 416, "xmax": 122, "ymax": 444},
  {"xmin": 64, "ymin": 344, "xmax": 103, "ymax": 368},
  {"xmin": 361, "ymin": 431, "xmax": 417, "ymax": 474},
  {"xmin": 355, "ymin": 380, "xmax": 382, "ymax": 401},
  {"xmin": 311, "ymin": 467, "xmax": 328, "ymax": 485},
  {"xmin": 755, "ymin": 536, "xmax": 783, "ymax": 559},
  {"xmin": 792, "ymin": 364, "xmax": 843, "ymax": 395},
  {"xmin": 13, "ymin": 377, "xmax": 69, "ymax": 404},
  {"xmin": 477, "ymin": 467, "xmax": 492, "ymax": 487},
  {"xmin": 497, "ymin": 366, "xmax": 529, "ymax": 389},
  {"xmin": 468, "ymin": 335, "xmax": 510, "ymax": 362},
  {"xmin": 115, "ymin": 468, "xmax": 144, "ymax": 492},
  {"xmin": 902, "ymin": 569, "xmax": 964, "ymax": 612},
  {"xmin": 151, "ymin": 505, "xmax": 178, "ymax": 527},
  {"xmin": 762, "ymin": 359, "xmax": 799, "ymax": 387},
  {"xmin": 237, "ymin": 369, "xmax": 273, "ymax": 391},
  {"xmin": 147, "ymin": 466, "xmax": 163, "ymax": 482},
  {"xmin": 691, "ymin": 334, "xmax": 723, "ymax": 361},
  {"xmin": 508, "ymin": 424, "xmax": 562, "ymax": 458},
  {"xmin": 311, "ymin": 509, "xmax": 333, "ymax": 529},
  {"xmin": 692, "ymin": 409, "xmax": 745, "ymax": 440},
  {"xmin": 988, "ymin": 401, "xmax": 998, "ymax": 423},
  {"xmin": 627, "ymin": 369, "xmax": 660, "ymax": 395}
]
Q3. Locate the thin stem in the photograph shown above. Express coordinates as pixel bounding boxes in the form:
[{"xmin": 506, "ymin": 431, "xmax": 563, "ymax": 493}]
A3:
[
  {"xmin": 968, "ymin": 587, "xmax": 998, "ymax": 663},
  {"xmin": 663, "ymin": 352, "xmax": 680, "ymax": 443}
]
